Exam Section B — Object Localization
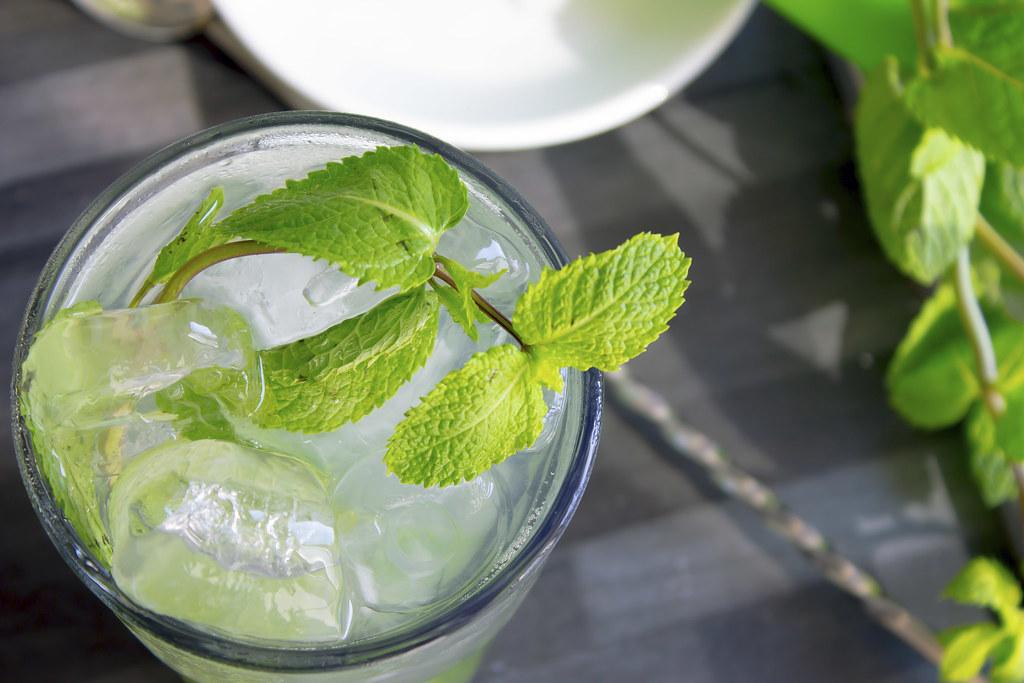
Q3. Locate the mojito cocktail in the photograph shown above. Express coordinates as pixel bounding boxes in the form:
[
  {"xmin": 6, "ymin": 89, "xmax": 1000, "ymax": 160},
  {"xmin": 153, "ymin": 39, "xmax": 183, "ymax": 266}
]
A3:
[{"xmin": 13, "ymin": 113, "xmax": 687, "ymax": 682}]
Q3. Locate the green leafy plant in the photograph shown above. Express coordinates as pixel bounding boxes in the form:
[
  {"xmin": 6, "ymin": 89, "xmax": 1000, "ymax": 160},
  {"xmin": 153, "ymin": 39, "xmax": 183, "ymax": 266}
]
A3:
[
  {"xmin": 849, "ymin": 0, "xmax": 1024, "ymax": 680},
  {"xmin": 856, "ymin": 0, "xmax": 1024, "ymax": 515},
  {"xmin": 941, "ymin": 558, "xmax": 1024, "ymax": 681}
]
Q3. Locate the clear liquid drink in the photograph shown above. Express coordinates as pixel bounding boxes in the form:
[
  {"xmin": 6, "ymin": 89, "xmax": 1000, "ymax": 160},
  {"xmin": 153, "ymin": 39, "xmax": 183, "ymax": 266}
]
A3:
[{"xmin": 13, "ymin": 113, "xmax": 601, "ymax": 682}]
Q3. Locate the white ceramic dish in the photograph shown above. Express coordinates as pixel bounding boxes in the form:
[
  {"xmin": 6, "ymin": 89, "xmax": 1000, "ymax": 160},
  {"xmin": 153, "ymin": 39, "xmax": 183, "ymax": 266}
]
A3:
[{"xmin": 210, "ymin": 0, "xmax": 756, "ymax": 151}]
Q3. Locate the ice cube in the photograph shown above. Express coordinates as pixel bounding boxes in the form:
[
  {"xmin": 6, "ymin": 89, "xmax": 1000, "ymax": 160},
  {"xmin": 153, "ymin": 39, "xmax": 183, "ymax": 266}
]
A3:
[
  {"xmin": 332, "ymin": 456, "xmax": 506, "ymax": 612},
  {"xmin": 21, "ymin": 300, "xmax": 261, "ymax": 560},
  {"xmin": 21, "ymin": 299, "xmax": 258, "ymax": 432},
  {"xmin": 108, "ymin": 439, "xmax": 350, "ymax": 641},
  {"xmin": 303, "ymin": 267, "xmax": 359, "ymax": 307},
  {"xmin": 183, "ymin": 254, "xmax": 395, "ymax": 347}
]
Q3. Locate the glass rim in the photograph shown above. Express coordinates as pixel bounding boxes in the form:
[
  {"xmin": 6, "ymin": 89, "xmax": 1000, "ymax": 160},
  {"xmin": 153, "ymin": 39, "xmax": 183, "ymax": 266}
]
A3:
[{"xmin": 10, "ymin": 111, "xmax": 603, "ymax": 671}]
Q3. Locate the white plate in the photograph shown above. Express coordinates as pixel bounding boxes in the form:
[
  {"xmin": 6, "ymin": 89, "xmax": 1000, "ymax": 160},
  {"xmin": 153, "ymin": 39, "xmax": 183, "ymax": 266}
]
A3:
[{"xmin": 210, "ymin": 0, "xmax": 755, "ymax": 151}]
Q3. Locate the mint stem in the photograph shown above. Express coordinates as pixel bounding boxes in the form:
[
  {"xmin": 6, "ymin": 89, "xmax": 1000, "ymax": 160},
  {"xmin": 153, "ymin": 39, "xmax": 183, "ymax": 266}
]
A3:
[
  {"xmin": 129, "ymin": 281, "xmax": 155, "ymax": 308},
  {"xmin": 976, "ymin": 214, "xmax": 1024, "ymax": 284},
  {"xmin": 432, "ymin": 262, "xmax": 526, "ymax": 348},
  {"xmin": 910, "ymin": 0, "xmax": 933, "ymax": 69},
  {"xmin": 932, "ymin": 0, "xmax": 952, "ymax": 49},
  {"xmin": 953, "ymin": 247, "xmax": 1005, "ymax": 417},
  {"xmin": 153, "ymin": 240, "xmax": 285, "ymax": 304}
]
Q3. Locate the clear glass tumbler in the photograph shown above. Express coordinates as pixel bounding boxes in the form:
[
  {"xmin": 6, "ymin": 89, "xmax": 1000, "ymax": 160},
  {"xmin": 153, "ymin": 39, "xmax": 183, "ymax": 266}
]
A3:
[{"xmin": 11, "ymin": 112, "xmax": 602, "ymax": 682}]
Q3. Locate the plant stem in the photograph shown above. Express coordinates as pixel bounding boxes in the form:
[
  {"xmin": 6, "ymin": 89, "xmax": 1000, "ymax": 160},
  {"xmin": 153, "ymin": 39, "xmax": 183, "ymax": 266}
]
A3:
[
  {"xmin": 953, "ymin": 247, "xmax": 1005, "ymax": 416},
  {"xmin": 910, "ymin": 0, "xmax": 933, "ymax": 68},
  {"xmin": 1014, "ymin": 463, "xmax": 1024, "ymax": 519},
  {"xmin": 1014, "ymin": 462, "xmax": 1024, "ymax": 557},
  {"xmin": 153, "ymin": 241, "xmax": 286, "ymax": 304},
  {"xmin": 932, "ymin": 0, "xmax": 953, "ymax": 49},
  {"xmin": 129, "ymin": 281, "xmax": 154, "ymax": 308},
  {"xmin": 432, "ymin": 264, "xmax": 526, "ymax": 349},
  {"xmin": 976, "ymin": 215, "xmax": 1024, "ymax": 284},
  {"xmin": 605, "ymin": 369, "xmax": 977, "ymax": 678}
]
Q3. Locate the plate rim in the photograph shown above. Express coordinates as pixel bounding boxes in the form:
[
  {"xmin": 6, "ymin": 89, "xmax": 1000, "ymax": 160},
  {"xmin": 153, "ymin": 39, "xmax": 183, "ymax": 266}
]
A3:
[{"xmin": 210, "ymin": 0, "xmax": 758, "ymax": 151}]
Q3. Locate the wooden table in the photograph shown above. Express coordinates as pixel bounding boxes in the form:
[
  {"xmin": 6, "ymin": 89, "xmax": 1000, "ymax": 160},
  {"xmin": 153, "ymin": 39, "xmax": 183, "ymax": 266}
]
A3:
[{"xmin": 0, "ymin": 2, "xmax": 1005, "ymax": 680}]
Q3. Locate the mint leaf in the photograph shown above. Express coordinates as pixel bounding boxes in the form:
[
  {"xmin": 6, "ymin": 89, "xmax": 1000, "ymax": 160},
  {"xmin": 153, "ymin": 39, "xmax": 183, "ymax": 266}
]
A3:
[
  {"xmin": 217, "ymin": 147, "xmax": 468, "ymax": 292},
  {"xmin": 254, "ymin": 287, "xmax": 439, "ymax": 433},
  {"xmin": 385, "ymin": 344, "xmax": 546, "ymax": 487},
  {"xmin": 530, "ymin": 359, "xmax": 565, "ymax": 395},
  {"xmin": 967, "ymin": 405, "xmax": 1018, "ymax": 507},
  {"xmin": 950, "ymin": 4, "xmax": 1024, "ymax": 82},
  {"xmin": 139, "ymin": 187, "xmax": 227, "ymax": 298},
  {"xmin": 155, "ymin": 372, "xmax": 239, "ymax": 443},
  {"xmin": 982, "ymin": 162, "xmax": 1024, "ymax": 244},
  {"xmin": 886, "ymin": 283, "xmax": 1024, "ymax": 428},
  {"xmin": 991, "ymin": 632, "xmax": 1024, "ymax": 683},
  {"xmin": 941, "ymin": 622, "xmax": 1007, "ymax": 682},
  {"xmin": 513, "ymin": 233, "xmax": 690, "ymax": 380},
  {"xmin": 855, "ymin": 58, "xmax": 984, "ymax": 284},
  {"xmin": 433, "ymin": 254, "xmax": 502, "ymax": 341},
  {"xmin": 906, "ymin": 47, "xmax": 1024, "ymax": 166},
  {"xmin": 945, "ymin": 557, "xmax": 1023, "ymax": 614},
  {"xmin": 886, "ymin": 285, "xmax": 979, "ymax": 428}
]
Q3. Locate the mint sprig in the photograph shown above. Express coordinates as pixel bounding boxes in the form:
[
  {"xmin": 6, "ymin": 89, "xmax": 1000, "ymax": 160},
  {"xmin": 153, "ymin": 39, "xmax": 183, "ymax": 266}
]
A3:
[
  {"xmin": 385, "ymin": 234, "xmax": 690, "ymax": 485},
  {"xmin": 107, "ymin": 146, "xmax": 689, "ymax": 488},
  {"xmin": 940, "ymin": 558, "xmax": 1024, "ymax": 682}
]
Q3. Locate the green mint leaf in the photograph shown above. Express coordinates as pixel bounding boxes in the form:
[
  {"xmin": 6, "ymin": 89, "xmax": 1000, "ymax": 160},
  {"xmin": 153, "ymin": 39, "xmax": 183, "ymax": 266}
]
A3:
[
  {"xmin": 140, "ymin": 187, "xmax": 227, "ymax": 295},
  {"xmin": 855, "ymin": 57, "xmax": 983, "ymax": 284},
  {"xmin": 530, "ymin": 357, "xmax": 565, "ymax": 395},
  {"xmin": 950, "ymin": 4, "xmax": 1024, "ymax": 83},
  {"xmin": 886, "ymin": 282, "xmax": 1024, "ymax": 428},
  {"xmin": 253, "ymin": 287, "xmax": 440, "ymax": 433},
  {"xmin": 906, "ymin": 47, "xmax": 1024, "ymax": 166},
  {"xmin": 982, "ymin": 162, "xmax": 1024, "ymax": 244},
  {"xmin": 217, "ymin": 146, "xmax": 468, "ymax": 292},
  {"xmin": 941, "ymin": 622, "xmax": 1007, "ymax": 682},
  {"xmin": 945, "ymin": 557, "xmax": 1023, "ymax": 613},
  {"xmin": 991, "ymin": 632, "xmax": 1024, "ymax": 683},
  {"xmin": 433, "ymin": 254, "xmax": 502, "ymax": 341},
  {"xmin": 385, "ymin": 344, "xmax": 546, "ymax": 487},
  {"xmin": 886, "ymin": 284, "xmax": 978, "ymax": 428},
  {"xmin": 513, "ymin": 232, "xmax": 690, "ymax": 376},
  {"xmin": 431, "ymin": 281, "xmax": 481, "ymax": 337},
  {"xmin": 154, "ymin": 371, "xmax": 240, "ymax": 443},
  {"xmin": 966, "ymin": 405, "xmax": 1018, "ymax": 508}
]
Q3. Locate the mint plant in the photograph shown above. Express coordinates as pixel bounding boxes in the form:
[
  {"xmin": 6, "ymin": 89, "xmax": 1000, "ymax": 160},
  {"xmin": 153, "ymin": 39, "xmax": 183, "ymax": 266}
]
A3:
[
  {"xmin": 851, "ymin": 1, "xmax": 1024, "ymax": 680},
  {"xmin": 940, "ymin": 558, "xmax": 1024, "ymax": 682},
  {"xmin": 116, "ymin": 145, "xmax": 690, "ymax": 487}
]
